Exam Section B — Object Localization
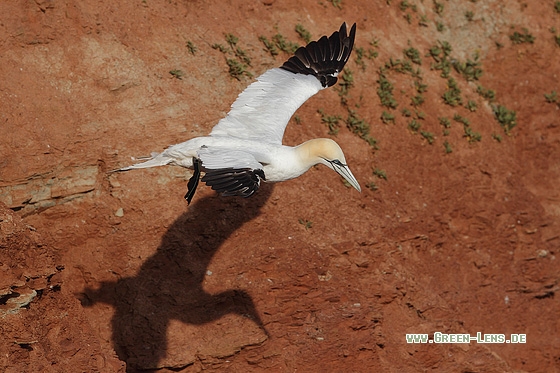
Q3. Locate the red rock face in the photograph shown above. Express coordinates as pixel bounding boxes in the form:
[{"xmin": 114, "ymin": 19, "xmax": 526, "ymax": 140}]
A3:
[{"xmin": 1, "ymin": 0, "xmax": 559, "ymax": 371}]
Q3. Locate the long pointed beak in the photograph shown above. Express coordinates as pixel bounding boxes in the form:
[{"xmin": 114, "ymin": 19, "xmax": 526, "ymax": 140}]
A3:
[{"xmin": 336, "ymin": 165, "xmax": 361, "ymax": 192}]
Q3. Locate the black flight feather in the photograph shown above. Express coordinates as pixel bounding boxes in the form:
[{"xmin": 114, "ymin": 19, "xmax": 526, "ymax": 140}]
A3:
[
  {"xmin": 202, "ymin": 168, "xmax": 265, "ymax": 198},
  {"xmin": 184, "ymin": 157, "xmax": 202, "ymax": 204},
  {"xmin": 280, "ymin": 22, "xmax": 356, "ymax": 88}
]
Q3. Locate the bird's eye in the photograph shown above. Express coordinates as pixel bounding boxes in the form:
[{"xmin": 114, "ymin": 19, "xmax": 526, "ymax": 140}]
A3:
[{"xmin": 332, "ymin": 159, "xmax": 344, "ymax": 167}]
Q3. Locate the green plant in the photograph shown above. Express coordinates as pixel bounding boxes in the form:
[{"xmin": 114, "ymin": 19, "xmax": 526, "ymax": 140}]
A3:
[
  {"xmin": 415, "ymin": 110, "xmax": 426, "ymax": 120},
  {"xmin": 404, "ymin": 47, "xmax": 422, "ymax": 65},
  {"xmin": 411, "ymin": 94, "xmax": 424, "ymax": 107},
  {"xmin": 420, "ymin": 130, "xmax": 435, "ymax": 144},
  {"xmin": 169, "ymin": 69, "xmax": 185, "ymax": 79},
  {"xmin": 373, "ymin": 168, "xmax": 388, "ymax": 180},
  {"xmin": 492, "ymin": 133, "xmax": 502, "ymax": 142},
  {"xmin": 555, "ymin": 1, "xmax": 560, "ymax": 13},
  {"xmin": 366, "ymin": 181, "xmax": 379, "ymax": 191},
  {"xmin": 355, "ymin": 47, "xmax": 377, "ymax": 71},
  {"xmin": 453, "ymin": 113, "xmax": 470, "ymax": 126},
  {"xmin": 436, "ymin": 21, "xmax": 445, "ymax": 32},
  {"xmin": 510, "ymin": 28, "xmax": 535, "ymax": 44},
  {"xmin": 328, "ymin": 0, "xmax": 343, "ymax": 9},
  {"xmin": 385, "ymin": 58, "xmax": 413, "ymax": 74},
  {"xmin": 225, "ymin": 33, "xmax": 239, "ymax": 48},
  {"xmin": 234, "ymin": 47, "xmax": 251, "ymax": 66},
  {"xmin": 364, "ymin": 136, "xmax": 379, "ymax": 150},
  {"xmin": 439, "ymin": 117, "xmax": 451, "ymax": 128},
  {"xmin": 466, "ymin": 100, "xmax": 478, "ymax": 112},
  {"xmin": 346, "ymin": 110, "xmax": 378, "ymax": 148},
  {"xmin": 430, "ymin": 40, "xmax": 452, "ymax": 57},
  {"xmin": 355, "ymin": 47, "xmax": 366, "ymax": 70},
  {"xmin": 465, "ymin": 11, "xmax": 474, "ymax": 21},
  {"xmin": 381, "ymin": 111, "xmax": 396, "ymax": 124},
  {"xmin": 428, "ymin": 41, "xmax": 453, "ymax": 78},
  {"xmin": 226, "ymin": 59, "xmax": 252, "ymax": 80},
  {"xmin": 399, "ymin": 0, "xmax": 416, "ymax": 11},
  {"xmin": 443, "ymin": 140, "xmax": 453, "ymax": 153},
  {"xmin": 318, "ymin": 109, "xmax": 342, "ymax": 135},
  {"xmin": 433, "ymin": 0, "xmax": 444, "ymax": 15},
  {"xmin": 273, "ymin": 33, "xmax": 299, "ymax": 54},
  {"xmin": 453, "ymin": 52, "xmax": 483, "ymax": 81},
  {"xmin": 214, "ymin": 34, "xmax": 253, "ymax": 80},
  {"xmin": 186, "ymin": 41, "xmax": 197, "ymax": 55},
  {"xmin": 218, "ymin": 33, "xmax": 251, "ymax": 66},
  {"xmin": 377, "ymin": 71, "xmax": 398, "ymax": 109},
  {"xmin": 419, "ymin": 15, "xmax": 429, "ymax": 27},
  {"xmin": 211, "ymin": 43, "xmax": 228, "ymax": 53},
  {"xmin": 408, "ymin": 118, "xmax": 421, "ymax": 132},
  {"xmin": 401, "ymin": 108, "xmax": 412, "ymax": 117},
  {"xmin": 259, "ymin": 35, "xmax": 279, "ymax": 56},
  {"xmin": 415, "ymin": 80, "xmax": 428, "ymax": 93},
  {"xmin": 404, "ymin": 13, "xmax": 412, "ymax": 24},
  {"xmin": 295, "ymin": 24, "xmax": 312, "ymax": 44},
  {"xmin": 298, "ymin": 218, "xmax": 313, "ymax": 229},
  {"xmin": 476, "ymin": 85, "xmax": 496, "ymax": 101},
  {"xmin": 336, "ymin": 68, "xmax": 354, "ymax": 105},
  {"xmin": 493, "ymin": 105, "xmax": 517, "ymax": 134},
  {"xmin": 544, "ymin": 90, "xmax": 558, "ymax": 103},
  {"xmin": 464, "ymin": 126, "xmax": 482, "ymax": 143},
  {"xmin": 442, "ymin": 77, "xmax": 462, "ymax": 106}
]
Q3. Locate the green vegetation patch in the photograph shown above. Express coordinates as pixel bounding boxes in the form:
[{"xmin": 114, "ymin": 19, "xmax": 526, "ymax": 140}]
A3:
[
  {"xmin": 476, "ymin": 85, "xmax": 496, "ymax": 101},
  {"xmin": 186, "ymin": 41, "xmax": 197, "ymax": 55},
  {"xmin": 442, "ymin": 77, "xmax": 462, "ymax": 106},
  {"xmin": 295, "ymin": 24, "xmax": 312, "ymax": 44},
  {"xmin": 453, "ymin": 52, "xmax": 483, "ymax": 81},
  {"xmin": 346, "ymin": 110, "xmax": 378, "ymax": 149},
  {"xmin": 318, "ymin": 109, "xmax": 342, "ymax": 135},
  {"xmin": 169, "ymin": 69, "xmax": 185, "ymax": 79},
  {"xmin": 428, "ymin": 41, "xmax": 452, "ymax": 78},
  {"xmin": 510, "ymin": 28, "xmax": 535, "ymax": 44},
  {"xmin": 492, "ymin": 105, "xmax": 517, "ymax": 134},
  {"xmin": 377, "ymin": 70, "xmax": 398, "ymax": 109},
  {"xmin": 213, "ymin": 33, "xmax": 253, "ymax": 80},
  {"xmin": 404, "ymin": 47, "xmax": 422, "ymax": 65},
  {"xmin": 544, "ymin": 90, "xmax": 558, "ymax": 103}
]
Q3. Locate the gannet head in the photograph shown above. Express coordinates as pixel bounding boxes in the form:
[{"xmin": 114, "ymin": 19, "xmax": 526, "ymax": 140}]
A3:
[{"xmin": 300, "ymin": 138, "xmax": 361, "ymax": 192}]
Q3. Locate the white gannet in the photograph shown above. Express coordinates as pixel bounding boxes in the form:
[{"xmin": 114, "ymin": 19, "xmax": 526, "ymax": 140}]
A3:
[{"xmin": 120, "ymin": 23, "xmax": 361, "ymax": 204}]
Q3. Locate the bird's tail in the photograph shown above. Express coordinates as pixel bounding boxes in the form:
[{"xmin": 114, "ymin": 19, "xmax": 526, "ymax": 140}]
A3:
[{"xmin": 115, "ymin": 152, "xmax": 173, "ymax": 172}]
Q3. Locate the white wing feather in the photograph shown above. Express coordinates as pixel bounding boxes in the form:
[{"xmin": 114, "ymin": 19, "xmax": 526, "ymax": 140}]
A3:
[
  {"xmin": 209, "ymin": 68, "xmax": 323, "ymax": 144},
  {"xmin": 197, "ymin": 147, "xmax": 263, "ymax": 170}
]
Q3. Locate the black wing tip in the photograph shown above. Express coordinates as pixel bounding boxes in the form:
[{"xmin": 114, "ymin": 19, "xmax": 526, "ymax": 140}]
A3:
[
  {"xmin": 201, "ymin": 168, "xmax": 265, "ymax": 198},
  {"xmin": 280, "ymin": 22, "xmax": 357, "ymax": 87}
]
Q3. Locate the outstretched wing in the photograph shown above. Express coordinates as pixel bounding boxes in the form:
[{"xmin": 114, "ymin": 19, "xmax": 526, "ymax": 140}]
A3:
[{"xmin": 209, "ymin": 22, "xmax": 357, "ymax": 145}]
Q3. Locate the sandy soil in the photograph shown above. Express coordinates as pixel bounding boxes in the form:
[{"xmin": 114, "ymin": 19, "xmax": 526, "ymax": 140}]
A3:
[{"xmin": 1, "ymin": 0, "xmax": 559, "ymax": 372}]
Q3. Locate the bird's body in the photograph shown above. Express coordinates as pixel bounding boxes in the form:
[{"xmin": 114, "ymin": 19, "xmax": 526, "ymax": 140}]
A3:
[
  {"xmin": 120, "ymin": 23, "xmax": 361, "ymax": 203},
  {"xmin": 124, "ymin": 136, "xmax": 346, "ymax": 182}
]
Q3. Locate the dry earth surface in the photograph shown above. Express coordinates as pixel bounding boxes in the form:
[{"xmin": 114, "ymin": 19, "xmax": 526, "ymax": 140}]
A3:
[{"xmin": 1, "ymin": 0, "xmax": 560, "ymax": 372}]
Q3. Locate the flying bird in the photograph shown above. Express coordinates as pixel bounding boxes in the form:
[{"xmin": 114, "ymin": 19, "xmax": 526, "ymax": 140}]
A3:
[{"xmin": 120, "ymin": 23, "xmax": 360, "ymax": 204}]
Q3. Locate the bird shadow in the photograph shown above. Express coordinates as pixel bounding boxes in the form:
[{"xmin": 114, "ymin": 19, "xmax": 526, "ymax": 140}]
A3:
[{"xmin": 81, "ymin": 185, "xmax": 273, "ymax": 372}]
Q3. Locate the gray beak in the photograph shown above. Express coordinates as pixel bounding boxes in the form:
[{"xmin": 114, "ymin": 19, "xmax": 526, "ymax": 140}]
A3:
[{"xmin": 333, "ymin": 163, "xmax": 361, "ymax": 192}]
